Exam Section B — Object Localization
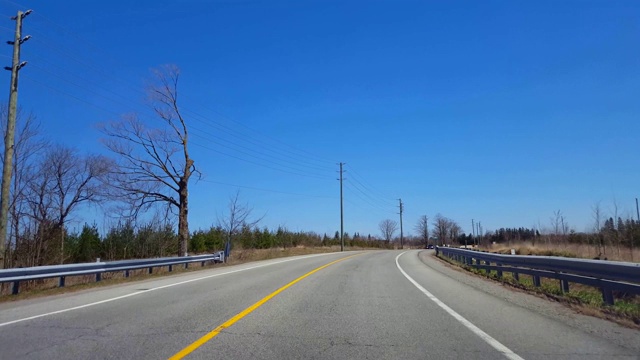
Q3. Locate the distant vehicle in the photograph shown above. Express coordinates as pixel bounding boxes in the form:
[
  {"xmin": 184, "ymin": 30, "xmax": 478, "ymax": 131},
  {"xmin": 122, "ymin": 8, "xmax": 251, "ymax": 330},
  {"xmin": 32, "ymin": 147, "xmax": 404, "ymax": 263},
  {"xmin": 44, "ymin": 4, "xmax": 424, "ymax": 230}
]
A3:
[{"xmin": 426, "ymin": 244, "xmax": 434, "ymax": 249}]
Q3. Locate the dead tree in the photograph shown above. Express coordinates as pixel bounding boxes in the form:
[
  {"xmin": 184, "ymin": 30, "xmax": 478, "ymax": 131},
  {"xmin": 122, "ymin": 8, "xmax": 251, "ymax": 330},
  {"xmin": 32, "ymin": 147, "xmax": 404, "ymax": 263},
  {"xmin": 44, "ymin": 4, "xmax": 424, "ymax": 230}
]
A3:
[
  {"xmin": 414, "ymin": 215, "xmax": 429, "ymax": 248},
  {"xmin": 100, "ymin": 65, "xmax": 198, "ymax": 256},
  {"xmin": 218, "ymin": 190, "xmax": 263, "ymax": 256},
  {"xmin": 379, "ymin": 219, "xmax": 398, "ymax": 243}
]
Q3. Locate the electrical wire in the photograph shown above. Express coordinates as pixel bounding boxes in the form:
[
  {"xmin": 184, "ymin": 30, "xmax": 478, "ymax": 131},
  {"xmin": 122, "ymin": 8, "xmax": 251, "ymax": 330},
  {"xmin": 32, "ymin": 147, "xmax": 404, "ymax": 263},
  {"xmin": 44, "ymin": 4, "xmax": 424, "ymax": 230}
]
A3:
[{"xmin": 197, "ymin": 178, "xmax": 334, "ymax": 199}]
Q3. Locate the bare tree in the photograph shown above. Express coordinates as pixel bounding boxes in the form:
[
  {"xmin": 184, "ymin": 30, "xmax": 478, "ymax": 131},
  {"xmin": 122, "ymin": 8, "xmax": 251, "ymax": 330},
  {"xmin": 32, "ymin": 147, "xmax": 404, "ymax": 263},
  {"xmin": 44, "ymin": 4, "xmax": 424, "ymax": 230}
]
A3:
[
  {"xmin": 432, "ymin": 213, "xmax": 450, "ymax": 246},
  {"xmin": 414, "ymin": 215, "xmax": 429, "ymax": 248},
  {"xmin": 612, "ymin": 198, "xmax": 622, "ymax": 257},
  {"xmin": 0, "ymin": 109, "xmax": 45, "ymax": 267},
  {"xmin": 100, "ymin": 65, "xmax": 198, "ymax": 256},
  {"xmin": 590, "ymin": 202, "xmax": 604, "ymax": 257},
  {"xmin": 46, "ymin": 146, "xmax": 111, "ymax": 263},
  {"xmin": 379, "ymin": 219, "xmax": 398, "ymax": 243},
  {"xmin": 551, "ymin": 210, "xmax": 562, "ymax": 237},
  {"xmin": 449, "ymin": 222, "xmax": 462, "ymax": 245},
  {"xmin": 219, "ymin": 190, "xmax": 263, "ymax": 255}
]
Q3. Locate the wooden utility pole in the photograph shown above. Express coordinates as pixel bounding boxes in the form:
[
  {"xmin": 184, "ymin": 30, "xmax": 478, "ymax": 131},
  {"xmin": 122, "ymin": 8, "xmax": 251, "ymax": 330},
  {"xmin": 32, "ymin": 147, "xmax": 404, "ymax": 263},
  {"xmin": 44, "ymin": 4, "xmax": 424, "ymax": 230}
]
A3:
[
  {"xmin": 0, "ymin": 9, "xmax": 30, "ymax": 268},
  {"xmin": 398, "ymin": 199, "xmax": 404, "ymax": 249},
  {"xmin": 472, "ymin": 219, "xmax": 475, "ymax": 247},
  {"xmin": 339, "ymin": 162, "xmax": 344, "ymax": 252}
]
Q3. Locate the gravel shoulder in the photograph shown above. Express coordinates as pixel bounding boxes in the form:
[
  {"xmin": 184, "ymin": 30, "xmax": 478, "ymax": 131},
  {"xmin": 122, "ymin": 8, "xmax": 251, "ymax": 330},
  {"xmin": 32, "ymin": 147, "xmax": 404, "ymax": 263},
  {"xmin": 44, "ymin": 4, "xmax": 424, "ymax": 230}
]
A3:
[{"xmin": 417, "ymin": 250, "xmax": 640, "ymax": 353}]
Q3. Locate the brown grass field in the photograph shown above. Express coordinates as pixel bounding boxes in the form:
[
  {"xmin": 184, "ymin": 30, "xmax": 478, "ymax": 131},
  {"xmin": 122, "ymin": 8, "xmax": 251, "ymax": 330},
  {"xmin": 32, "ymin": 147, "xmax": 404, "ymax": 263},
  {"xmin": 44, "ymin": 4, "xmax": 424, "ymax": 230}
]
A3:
[{"xmin": 482, "ymin": 241, "xmax": 640, "ymax": 263}]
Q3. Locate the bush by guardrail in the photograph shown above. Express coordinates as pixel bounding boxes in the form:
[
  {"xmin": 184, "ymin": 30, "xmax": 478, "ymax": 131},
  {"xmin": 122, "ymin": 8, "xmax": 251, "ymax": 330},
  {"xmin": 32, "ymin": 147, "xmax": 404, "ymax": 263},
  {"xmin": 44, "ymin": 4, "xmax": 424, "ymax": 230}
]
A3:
[
  {"xmin": 436, "ymin": 247, "xmax": 640, "ymax": 305},
  {"xmin": 0, "ymin": 251, "xmax": 225, "ymax": 295}
]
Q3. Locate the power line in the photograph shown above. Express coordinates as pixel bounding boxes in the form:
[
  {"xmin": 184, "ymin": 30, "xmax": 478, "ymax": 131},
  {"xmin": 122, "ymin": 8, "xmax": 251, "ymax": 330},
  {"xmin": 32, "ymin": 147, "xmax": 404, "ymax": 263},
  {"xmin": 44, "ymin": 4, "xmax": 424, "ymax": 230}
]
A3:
[
  {"xmin": 22, "ymin": 25, "xmax": 336, "ymax": 169},
  {"xmin": 191, "ymin": 141, "xmax": 332, "ymax": 181},
  {"xmin": 344, "ymin": 198, "xmax": 393, "ymax": 219},
  {"xmin": 347, "ymin": 177, "xmax": 395, "ymax": 209},
  {"xmin": 22, "ymin": 72, "xmax": 334, "ymax": 181},
  {"xmin": 26, "ymin": 58, "xmax": 334, "ymax": 176},
  {"xmin": 345, "ymin": 164, "xmax": 395, "ymax": 202},
  {"xmin": 25, "ymin": 36, "xmax": 336, "ymax": 172},
  {"xmin": 198, "ymin": 178, "xmax": 334, "ymax": 199},
  {"xmin": 344, "ymin": 182, "xmax": 393, "ymax": 214}
]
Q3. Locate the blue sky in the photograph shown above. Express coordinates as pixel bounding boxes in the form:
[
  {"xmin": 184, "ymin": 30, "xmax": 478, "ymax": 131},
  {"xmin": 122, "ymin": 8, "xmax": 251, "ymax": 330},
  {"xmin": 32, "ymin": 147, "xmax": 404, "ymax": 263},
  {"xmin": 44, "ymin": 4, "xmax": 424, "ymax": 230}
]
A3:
[{"xmin": 1, "ymin": 0, "xmax": 639, "ymax": 237}]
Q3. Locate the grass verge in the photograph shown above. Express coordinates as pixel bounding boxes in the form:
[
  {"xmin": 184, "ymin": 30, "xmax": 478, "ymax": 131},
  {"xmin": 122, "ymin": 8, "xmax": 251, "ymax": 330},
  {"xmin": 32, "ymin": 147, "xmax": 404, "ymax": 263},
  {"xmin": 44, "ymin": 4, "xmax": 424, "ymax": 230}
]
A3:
[
  {"xmin": 0, "ymin": 246, "xmax": 362, "ymax": 302},
  {"xmin": 436, "ymin": 253, "xmax": 640, "ymax": 329}
]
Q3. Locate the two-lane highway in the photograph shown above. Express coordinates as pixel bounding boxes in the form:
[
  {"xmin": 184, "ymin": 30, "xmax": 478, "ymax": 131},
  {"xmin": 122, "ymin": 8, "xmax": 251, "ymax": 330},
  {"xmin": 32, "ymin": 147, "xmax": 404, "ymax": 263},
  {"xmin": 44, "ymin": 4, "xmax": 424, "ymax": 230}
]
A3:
[{"xmin": 0, "ymin": 250, "xmax": 637, "ymax": 359}]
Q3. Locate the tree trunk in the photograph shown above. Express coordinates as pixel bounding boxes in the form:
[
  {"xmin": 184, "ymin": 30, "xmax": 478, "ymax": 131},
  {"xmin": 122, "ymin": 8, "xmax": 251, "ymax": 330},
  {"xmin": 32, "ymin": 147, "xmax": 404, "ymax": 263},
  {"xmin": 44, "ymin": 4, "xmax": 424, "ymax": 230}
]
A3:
[{"xmin": 178, "ymin": 182, "xmax": 189, "ymax": 257}]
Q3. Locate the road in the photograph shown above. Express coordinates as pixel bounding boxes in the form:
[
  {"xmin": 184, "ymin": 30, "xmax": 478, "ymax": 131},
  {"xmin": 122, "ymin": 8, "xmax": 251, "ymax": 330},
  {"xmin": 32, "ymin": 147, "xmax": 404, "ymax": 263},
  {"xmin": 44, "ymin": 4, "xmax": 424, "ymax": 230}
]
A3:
[{"xmin": 0, "ymin": 250, "xmax": 638, "ymax": 359}]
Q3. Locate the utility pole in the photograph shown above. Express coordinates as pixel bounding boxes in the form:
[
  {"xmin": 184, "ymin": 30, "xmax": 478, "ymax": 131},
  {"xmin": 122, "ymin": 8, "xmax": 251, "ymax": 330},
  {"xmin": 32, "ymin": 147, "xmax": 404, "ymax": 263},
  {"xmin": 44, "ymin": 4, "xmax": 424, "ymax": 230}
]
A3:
[
  {"xmin": 0, "ymin": 9, "xmax": 31, "ymax": 268},
  {"xmin": 426, "ymin": 215, "xmax": 429, "ymax": 248},
  {"xmin": 338, "ymin": 162, "xmax": 344, "ymax": 252},
  {"xmin": 398, "ymin": 199, "xmax": 404, "ymax": 249},
  {"xmin": 471, "ymin": 219, "xmax": 475, "ymax": 247}
]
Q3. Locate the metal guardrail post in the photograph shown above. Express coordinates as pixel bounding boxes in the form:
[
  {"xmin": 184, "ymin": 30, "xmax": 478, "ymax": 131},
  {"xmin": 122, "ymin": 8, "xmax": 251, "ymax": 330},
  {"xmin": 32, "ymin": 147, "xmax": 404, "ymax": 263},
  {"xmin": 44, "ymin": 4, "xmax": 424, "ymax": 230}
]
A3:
[
  {"xmin": 496, "ymin": 263, "xmax": 503, "ymax": 278},
  {"xmin": 148, "ymin": 267, "xmax": 153, "ymax": 274},
  {"xmin": 513, "ymin": 272, "xmax": 519, "ymax": 282},
  {"xmin": 125, "ymin": 270, "xmax": 129, "ymax": 278},
  {"xmin": 168, "ymin": 265, "xmax": 173, "ymax": 272},
  {"xmin": 12, "ymin": 281, "xmax": 18, "ymax": 295},
  {"xmin": 59, "ymin": 276, "xmax": 65, "ymax": 288},
  {"xmin": 561, "ymin": 280, "xmax": 570, "ymax": 293},
  {"xmin": 185, "ymin": 262, "xmax": 189, "ymax": 269},
  {"xmin": 96, "ymin": 273, "xmax": 101, "ymax": 282},
  {"xmin": 533, "ymin": 275, "xmax": 541, "ymax": 287},
  {"xmin": 601, "ymin": 288, "xmax": 614, "ymax": 305}
]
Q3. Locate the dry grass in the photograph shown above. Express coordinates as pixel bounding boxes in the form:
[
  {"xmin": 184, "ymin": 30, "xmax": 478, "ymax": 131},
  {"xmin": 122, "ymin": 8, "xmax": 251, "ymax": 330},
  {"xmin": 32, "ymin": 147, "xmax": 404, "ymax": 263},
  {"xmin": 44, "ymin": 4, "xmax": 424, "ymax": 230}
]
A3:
[
  {"xmin": 483, "ymin": 241, "xmax": 640, "ymax": 263},
  {"xmin": 0, "ymin": 246, "xmax": 369, "ymax": 301}
]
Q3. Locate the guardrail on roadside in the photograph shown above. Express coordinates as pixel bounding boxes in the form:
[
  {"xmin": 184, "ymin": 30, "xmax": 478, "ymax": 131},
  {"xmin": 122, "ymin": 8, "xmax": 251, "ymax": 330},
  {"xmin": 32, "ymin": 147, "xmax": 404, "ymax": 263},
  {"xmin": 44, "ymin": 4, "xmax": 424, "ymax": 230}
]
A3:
[
  {"xmin": 0, "ymin": 251, "xmax": 225, "ymax": 295},
  {"xmin": 435, "ymin": 246, "xmax": 640, "ymax": 305}
]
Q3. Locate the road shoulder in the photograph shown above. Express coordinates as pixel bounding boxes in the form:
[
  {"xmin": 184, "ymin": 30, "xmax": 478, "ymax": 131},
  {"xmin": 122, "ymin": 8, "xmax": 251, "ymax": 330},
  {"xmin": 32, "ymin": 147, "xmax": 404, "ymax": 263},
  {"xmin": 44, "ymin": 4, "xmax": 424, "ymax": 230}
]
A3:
[{"xmin": 416, "ymin": 250, "xmax": 640, "ymax": 353}]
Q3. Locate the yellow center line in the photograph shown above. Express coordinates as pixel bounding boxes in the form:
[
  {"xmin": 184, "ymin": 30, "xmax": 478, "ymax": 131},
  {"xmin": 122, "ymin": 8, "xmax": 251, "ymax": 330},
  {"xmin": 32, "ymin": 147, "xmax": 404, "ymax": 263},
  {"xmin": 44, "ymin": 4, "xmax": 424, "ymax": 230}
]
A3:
[{"xmin": 168, "ymin": 253, "xmax": 362, "ymax": 360}]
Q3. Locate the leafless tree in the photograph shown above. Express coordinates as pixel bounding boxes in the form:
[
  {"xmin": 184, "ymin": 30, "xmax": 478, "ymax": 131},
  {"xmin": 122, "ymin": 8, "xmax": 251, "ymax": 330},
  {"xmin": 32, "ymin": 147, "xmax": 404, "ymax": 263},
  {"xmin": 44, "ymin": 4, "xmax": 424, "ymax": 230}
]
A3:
[
  {"xmin": 611, "ymin": 198, "xmax": 623, "ymax": 257},
  {"xmin": 379, "ymin": 219, "xmax": 398, "ymax": 243},
  {"xmin": 219, "ymin": 190, "xmax": 263, "ymax": 254},
  {"xmin": 0, "ymin": 109, "xmax": 45, "ymax": 267},
  {"xmin": 100, "ymin": 65, "xmax": 198, "ymax": 256},
  {"xmin": 414, "ymin": 215, "xmax": 429, "ymax": 248},
  {"xmin": 432, "ymin": 214, "xmax": 450, "ymax": 246},
  {"xmin": 46, "ymin": 146, "xmax": 111, "ymax": 263},
  {"xmin": 551, "ymin": 210, "xmax": 562, "ymax": 237},
  {"xmin": 449, "ymin": 222, "xmax": 462, "ymax": 245},
  {"xmin": 589, "ymin": 202, "xmax": 604, "ymax": 257}
]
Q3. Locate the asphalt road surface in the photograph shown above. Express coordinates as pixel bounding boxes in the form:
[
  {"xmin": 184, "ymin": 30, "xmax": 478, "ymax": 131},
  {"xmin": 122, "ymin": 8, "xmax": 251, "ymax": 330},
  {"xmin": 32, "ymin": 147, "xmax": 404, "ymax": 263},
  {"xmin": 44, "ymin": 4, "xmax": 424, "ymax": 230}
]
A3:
[{"xmin": 0, "ymin": 250, "xmax": 638, "ymax": 359}]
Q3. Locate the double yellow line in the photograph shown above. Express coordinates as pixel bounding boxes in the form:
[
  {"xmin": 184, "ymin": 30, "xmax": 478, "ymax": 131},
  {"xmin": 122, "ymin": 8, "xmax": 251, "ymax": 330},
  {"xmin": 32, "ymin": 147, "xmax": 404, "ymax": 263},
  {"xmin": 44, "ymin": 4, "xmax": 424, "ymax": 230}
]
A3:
[{"xmin": 169, "ymin": 253, "xmax": 361, "ymax": 359}]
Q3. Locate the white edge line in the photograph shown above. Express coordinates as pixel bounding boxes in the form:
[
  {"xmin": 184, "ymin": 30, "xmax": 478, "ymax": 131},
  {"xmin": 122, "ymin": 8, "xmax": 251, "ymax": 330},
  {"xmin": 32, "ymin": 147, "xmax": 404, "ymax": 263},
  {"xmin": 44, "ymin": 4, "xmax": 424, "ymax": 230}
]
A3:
[
  {"xmin": 395, "ymin": 251, "xmax": 525, "ymax": 360},
  {"xmin": 0, "ymin": 252, "xmax": 343, "ymax": 328}
]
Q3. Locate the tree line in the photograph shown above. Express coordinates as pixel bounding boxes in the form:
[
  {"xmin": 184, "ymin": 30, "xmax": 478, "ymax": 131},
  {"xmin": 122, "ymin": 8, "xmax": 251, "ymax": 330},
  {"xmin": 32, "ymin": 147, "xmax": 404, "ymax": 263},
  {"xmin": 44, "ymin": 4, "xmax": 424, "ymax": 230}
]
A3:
[
  {"xmin": 379, "ymin": 207, "xmax": 640, "ymax": 259},
  {"xmin": 51, "ymin": 221, "xmax": 391, "ymax": 266}
]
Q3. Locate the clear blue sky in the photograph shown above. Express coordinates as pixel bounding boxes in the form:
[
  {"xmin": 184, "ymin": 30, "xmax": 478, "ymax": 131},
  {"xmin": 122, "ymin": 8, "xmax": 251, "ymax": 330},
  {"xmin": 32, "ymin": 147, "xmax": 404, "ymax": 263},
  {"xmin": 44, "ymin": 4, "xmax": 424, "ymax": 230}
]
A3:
[{"xmin": 1, "ymin": 0, "xmax": 639, "ymax": 237}]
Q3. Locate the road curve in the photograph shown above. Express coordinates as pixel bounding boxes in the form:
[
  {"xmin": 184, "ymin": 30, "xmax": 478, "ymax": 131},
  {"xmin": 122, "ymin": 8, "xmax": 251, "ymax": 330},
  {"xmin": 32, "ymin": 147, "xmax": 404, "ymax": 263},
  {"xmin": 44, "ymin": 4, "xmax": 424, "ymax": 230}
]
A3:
[{"xmin": 0, "ymin": 250, "xmax": 637, "ymax": 359}]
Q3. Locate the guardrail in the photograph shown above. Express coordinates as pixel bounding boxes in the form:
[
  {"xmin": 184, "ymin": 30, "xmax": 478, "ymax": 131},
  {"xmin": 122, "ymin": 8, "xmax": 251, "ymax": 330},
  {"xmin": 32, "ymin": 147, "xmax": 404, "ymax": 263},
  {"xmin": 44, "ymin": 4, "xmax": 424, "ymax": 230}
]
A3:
[
  {"xmin": 0, "ymin": 251, "xmax": 225, "ymax": 295},
  {"xmin": 436, "ymin": 247, "xmax": 640, "ymax": 305}
]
